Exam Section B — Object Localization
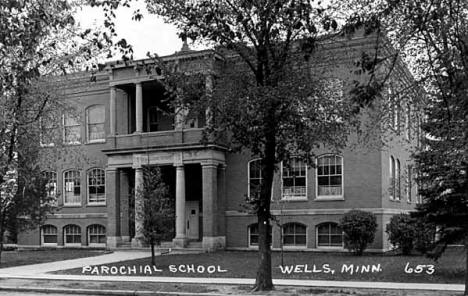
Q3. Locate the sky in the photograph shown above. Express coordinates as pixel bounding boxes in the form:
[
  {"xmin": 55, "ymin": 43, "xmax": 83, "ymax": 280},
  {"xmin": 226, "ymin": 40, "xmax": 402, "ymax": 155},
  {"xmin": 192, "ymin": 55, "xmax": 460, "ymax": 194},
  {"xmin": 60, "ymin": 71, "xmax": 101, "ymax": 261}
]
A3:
[{"xmin": 74, "ymin": 1, "xmax": 185, "ymax": 59}]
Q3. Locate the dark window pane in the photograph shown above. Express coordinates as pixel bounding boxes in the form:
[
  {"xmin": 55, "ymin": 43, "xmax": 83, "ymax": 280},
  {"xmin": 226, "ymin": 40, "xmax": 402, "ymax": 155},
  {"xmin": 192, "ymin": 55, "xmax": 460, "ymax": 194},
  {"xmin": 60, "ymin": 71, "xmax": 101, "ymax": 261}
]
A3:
[
  {"xmin": 295, "ymin": 235, "xmax": 306, "ymax": 245},
  {"xmin": 330, "ymin": 176, "xmax": 342, "ymax": 185},
  {"xmin": 318, "ymin": 176, "xmax": 329, "ymax": 186}
]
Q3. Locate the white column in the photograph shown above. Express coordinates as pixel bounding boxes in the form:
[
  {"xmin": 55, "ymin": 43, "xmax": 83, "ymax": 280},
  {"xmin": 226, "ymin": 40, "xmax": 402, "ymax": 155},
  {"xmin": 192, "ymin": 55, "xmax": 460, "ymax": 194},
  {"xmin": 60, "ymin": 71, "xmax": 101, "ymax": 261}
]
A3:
[
  {"xmin": 110, "ymin": 86, "xmax": 116, "ymax": 135},
  {"xmin": 173, "ymin": 164, "xmax": 187, "ymax": 247},
  {"xmin": 135, "ymin": 82, "xmax": 143, "ymax": 133},
  {"xmin": 131, "ymin": 167, "xmax": 144, "ymax": 247}
]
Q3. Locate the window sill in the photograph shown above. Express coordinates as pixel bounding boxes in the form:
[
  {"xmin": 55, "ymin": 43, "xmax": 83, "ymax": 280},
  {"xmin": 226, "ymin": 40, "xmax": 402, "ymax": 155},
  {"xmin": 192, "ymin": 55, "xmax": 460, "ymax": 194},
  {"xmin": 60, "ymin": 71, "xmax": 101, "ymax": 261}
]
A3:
[
  {"xmin": 64, "ymin": 243, "xmax": 82, "ymax": 247},
  {"xmin": 390, "ymin": 198, "xmax": 401, "ymax": 202},
  {"xmin": 282, "ymin": 245, "xmax": 307, "ymax": 249},
  {"xmin": 314, "ymin": 196, "xmax": 344, "ymax": 201},
  {"xmin": 42, "ymin": 243, "xmax": 58, "ymax": 247},
  {"xmin": 316, "ymin": 246, "xmax": 344, "ymax": 250},
  {"xmin": 63, "ymin": 142, "xmax": 81, "ymax": 146},
  {"xmin": 63, "ymin": 204, "xmax": 82, "ymax": 208},
  {"xmin": 89, "ymin": 243, "xmax": 106, "ymax": 248},
  {"xmin": 86, "ymin": 203, "xmax": 106, "ymax": 207},
  {"xmin": 281, "ymin": 196, "xmax": 307, "ymax": 202},
  {"xmin": 86, "ymin": 140, "xmax": 106, "ymax": 145}
]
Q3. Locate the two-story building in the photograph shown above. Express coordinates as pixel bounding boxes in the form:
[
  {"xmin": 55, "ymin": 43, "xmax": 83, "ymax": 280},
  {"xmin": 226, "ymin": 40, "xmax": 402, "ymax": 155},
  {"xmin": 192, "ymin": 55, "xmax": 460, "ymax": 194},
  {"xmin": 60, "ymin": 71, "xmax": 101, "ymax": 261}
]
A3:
[{"xmin": 18, "ymin": 32, "xmax": 421, "ymax": 252}]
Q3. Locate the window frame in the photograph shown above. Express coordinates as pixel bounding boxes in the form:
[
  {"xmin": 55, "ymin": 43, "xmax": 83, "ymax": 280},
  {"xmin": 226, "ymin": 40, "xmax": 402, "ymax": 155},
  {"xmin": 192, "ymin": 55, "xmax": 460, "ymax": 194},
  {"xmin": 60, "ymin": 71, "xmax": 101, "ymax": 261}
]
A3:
[
  {"xmin": 406, "ymin": 164, "xmax": 412, "ymax": 203},
  {"xmin": 247, "ymin": 158, "xmax": 262, "ymax": 199},
  {"xmin": 42, "ymin": 171, "xmax": 57, "ymax": 200},
  {"xmin": 390, "ymin": 156, "xmax": 395, "ymax": 200},
  {"xmin": 87, "ymin": 224, "xmax": 106, "ymax": 247},
  {"xmin": 63, "ymin": 170, "xmax": 81, "ymax": 206},
  {"xmin": 87, "ymin": 168, "xmax": 106, "ymax": 206},
  {"xmin": 316, "ymin": 222, "xmax": 344, "ymax": 249},
  {"xmin": 63, "ymin": 224, "xmax": 81, "ymax": 246},
  {"xmin": 86, "ymin": 105, "xmax": 106, "ymax": 143},
  {"xmin": 63, "ymin": 113, "xmax": 81, "ymax": 145},
  {"xmin": 282, "ymin": 222, "xmax": 307, "ymax": 248},
  {"xmin": 315, "ymin": 154, "xmax": 344, "ymax": 200},
  {"xmin": 281, "ymin": 158, "xmax": 308, "ymax": 200},
  {"xmin": 41, "ymin": 225, "xmax": 58, "ymax": 246},
  {"xmin": 396, "ymin": 158, "xmax": 401, "ymax": 201},
  {"xmin": 248, "ymin": 223, "xmax": 272, "ymax": 248}
]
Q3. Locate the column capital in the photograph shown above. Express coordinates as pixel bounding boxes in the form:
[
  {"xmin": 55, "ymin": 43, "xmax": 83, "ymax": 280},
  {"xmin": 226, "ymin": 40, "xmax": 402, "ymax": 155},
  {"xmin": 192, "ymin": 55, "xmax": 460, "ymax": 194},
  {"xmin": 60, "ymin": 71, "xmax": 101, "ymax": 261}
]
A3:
[{"xmin": 201, "ymin": 160, "xmax": 225, "ymax": 168}]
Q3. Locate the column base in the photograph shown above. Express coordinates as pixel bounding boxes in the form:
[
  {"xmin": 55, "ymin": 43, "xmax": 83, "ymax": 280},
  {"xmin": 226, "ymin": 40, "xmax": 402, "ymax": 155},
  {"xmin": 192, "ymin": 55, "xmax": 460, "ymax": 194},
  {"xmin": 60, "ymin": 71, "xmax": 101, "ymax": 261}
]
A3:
[
  {"xmin": 202, "ymin": 236, "xmax": 226, "ymax": 252},
  {"xmin": 106, "ymin": 236, "xmax": 122, "ymax": 249},
  {"xmin": 131, "ymin": 237, "xmax": 146, "ymax": 248},
  {"xmin": 172, "ymin": 237, "xmax": 188, "ymax": 248},
  {"xmin": 121, "ymin": 236, "xmax": 131, "ymax": 242}
]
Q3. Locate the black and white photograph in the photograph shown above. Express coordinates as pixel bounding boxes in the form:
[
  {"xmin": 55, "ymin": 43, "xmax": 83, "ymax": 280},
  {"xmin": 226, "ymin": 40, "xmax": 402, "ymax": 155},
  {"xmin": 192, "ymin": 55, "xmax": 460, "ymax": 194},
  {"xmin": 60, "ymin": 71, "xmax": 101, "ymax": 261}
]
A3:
[{"xmin": 0, "ymin": 0, "xmax": 466, "ymax": 295}]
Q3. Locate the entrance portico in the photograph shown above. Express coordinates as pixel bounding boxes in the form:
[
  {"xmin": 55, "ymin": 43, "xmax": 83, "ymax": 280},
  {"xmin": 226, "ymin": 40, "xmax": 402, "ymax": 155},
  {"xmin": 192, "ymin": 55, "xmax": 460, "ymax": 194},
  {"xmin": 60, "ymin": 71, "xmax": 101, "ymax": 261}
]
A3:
[{"xmin": 106, "ymin": 148, "xmax": 226, "ymax": 251}]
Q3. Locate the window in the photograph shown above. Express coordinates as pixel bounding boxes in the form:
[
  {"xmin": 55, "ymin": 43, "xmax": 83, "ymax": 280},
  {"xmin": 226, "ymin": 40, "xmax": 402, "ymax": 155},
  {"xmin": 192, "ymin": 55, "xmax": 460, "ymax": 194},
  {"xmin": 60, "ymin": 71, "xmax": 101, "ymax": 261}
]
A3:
[
  {"xmin": 64, "ymin": 170, "xmax": 81, "ymax": 206},
  {"xmin": 63, "ymin": 113, "xmax": 81, "ymax": 144},
  {"xmin": 248, "ymin": 223, "xmax": 272, "ymax": 247},
  {"xmin": 40, "ymin": 118, "xmax": 56, "ymax": 146},
  {"xmin": 147, "ymin": 106, "xmax": 159, "ymax": 132},
  {"xmin": 317, "ymin": 222, "xmax": 343, "ymax": 247},
  {"xmin": 64, "ymin": 224, "xmax": 81, "ymax": 245},
  {"xmin": 406, "ymin": 165, "xmax": 412, "ymax": 203},
  {"xmin": 405, "ymin": 103, "xmax": 411, "ymax": 140},
  {"xmin": 42, "ymin": 171, "xmax": 57, "ymax": 199},
  {"xmin": 41, "ymin": 225, "xmax": 57, "ymax": 245},
  {"xmin": 282, "ymin": 223, "xmax": 306, "ymax": 246},
  {"xmin": 317, "ymin": 155, "xmax": 343, "ymax": 198},
  {"xmin": 281, "ymin": 158, "xmax": 307, "ymax": 199},
  {"xmin": 396, "ymin": 159, "xmax": 401, "ymax": 200},
  {"xmin": 88, "ymin": 224, "xmax": 106, "ymax": 245},
  {"xmin": 86, "ymin": 105, "xmax": 105, "ymax": 142},
  {"xmin": 248, "ymin": 159, "xmax": 262, "ymax": 198},
  {"xmin": 390, "ymin": 156, "xmax": 395, "ymax": 199},
  {"xmin": 87, "ymin": 168, "xmax": 105, "ymax": 205}
]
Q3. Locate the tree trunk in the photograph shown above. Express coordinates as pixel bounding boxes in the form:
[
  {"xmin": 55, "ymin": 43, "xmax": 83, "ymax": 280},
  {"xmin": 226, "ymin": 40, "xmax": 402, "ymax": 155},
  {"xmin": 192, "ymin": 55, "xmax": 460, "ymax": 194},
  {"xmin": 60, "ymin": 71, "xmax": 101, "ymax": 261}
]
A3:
[
  {"xmin": 464, "ymin": 236, "xmax": 468, "ymax": 296},
  {"xmin": 253, "ymin": 128, "xmax": 276, "ymax": 291},
  {"xmin": 151, "ymin": 242, "xmax": 155, "ymax": 266},
  {"xmin": 254, "ymin": 211, "xmax": 273, "ymax": 291}
]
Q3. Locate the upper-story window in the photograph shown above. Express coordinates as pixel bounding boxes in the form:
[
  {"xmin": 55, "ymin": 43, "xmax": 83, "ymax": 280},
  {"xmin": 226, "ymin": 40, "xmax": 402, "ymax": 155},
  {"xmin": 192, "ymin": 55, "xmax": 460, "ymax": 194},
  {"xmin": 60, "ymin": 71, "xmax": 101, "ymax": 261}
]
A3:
[
  {"xmin": 147, "ymin": 106, "xmax": 159, "ymax": 132},
  {"xmin": 86, "ymin": 105, "xmax": 105, "ymax": 142},
  {"xmin": 317, "ymin": 155, "xmax": 343, "ymax": 199},
  {"xmin": 87, "ymin": 168, "xmax": 106, "ymax": 205},
  {"xmin": 390, "ymin": 156, "xmax": 395, "ymax": 199},
  {"xmin": 406, "ymin": 164, "xmax": 412, "ymax": 203},
  {"xmin": 42, "ymin": 171, "xmax": 57, "ymax": 199},
  {"xmin": 248, "ymin": 159, "xmax": 262, "ymax": 198},
  {"xmin": 64, "ymin": 170, "xmax": 81, "ymax": 206},
  {"xmin": 405, "ymin": 103, "xmax": 411, "ymax": 140},
  {"xmin": 63, "ymin": 113, "xmax": 81, "ymax": 144},
  {"xmin": 281, "ymin": 158, "xmax": 307, "ymax": 200}
]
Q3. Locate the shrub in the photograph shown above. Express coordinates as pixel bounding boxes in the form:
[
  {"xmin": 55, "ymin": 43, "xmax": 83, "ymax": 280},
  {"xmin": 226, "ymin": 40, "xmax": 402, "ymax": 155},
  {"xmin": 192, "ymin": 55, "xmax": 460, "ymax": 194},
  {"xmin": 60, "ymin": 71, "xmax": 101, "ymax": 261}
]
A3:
[
  {"xmin": 413, "ymin": 220, "xmax": 436, "ymax": 254},
  {"xmin": 386, "ymin": 214, "xmax": 414, "ymax": 255},
  {"xmin": 340, "ymin": 210, "xmax": 377, "ymax": 255}
]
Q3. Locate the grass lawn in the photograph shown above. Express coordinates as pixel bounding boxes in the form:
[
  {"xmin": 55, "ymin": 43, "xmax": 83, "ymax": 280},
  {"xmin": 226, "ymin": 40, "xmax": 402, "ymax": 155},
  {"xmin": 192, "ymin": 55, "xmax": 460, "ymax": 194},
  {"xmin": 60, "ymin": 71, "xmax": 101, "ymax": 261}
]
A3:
[
  {"xmin": 0, "ymin": 249, "xmax": 110, "ymax": 268},
  {"xmin": 58, "ymin": 247, "xmax": 465, "ymax": 284}
]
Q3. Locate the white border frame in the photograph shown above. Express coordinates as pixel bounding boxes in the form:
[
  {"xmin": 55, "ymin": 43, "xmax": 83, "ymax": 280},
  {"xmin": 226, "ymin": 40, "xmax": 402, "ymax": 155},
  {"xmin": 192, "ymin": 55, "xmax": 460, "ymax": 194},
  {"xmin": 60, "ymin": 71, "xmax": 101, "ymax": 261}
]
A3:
[
  {"xmin": 63, "ymin": 224, "xmax": 82, "ymax": 247},
  {"xmin": 86, "ymin": 168, "xmax": 106, "ymax": 206},
  {"xmin": 281, "ymin": 222, "xmax": 307, "ymax": 249},
  {"xmin": 40, "ymin": 225, "xmax": 58, "ymax": 247},
  {"xmin": 315, "ymin": 154, "xmax": 344, "ymax": 200},
  {"xmin": 315, "ymin": 222, "xmax": 344, "ymax": 250},
  {"xmin": 85, "ymin": 105, "xmax": 106, "ymax": 144},
  {"xmin": 280, "ymin": 159, "xmax": 308, "ymax": 201}
]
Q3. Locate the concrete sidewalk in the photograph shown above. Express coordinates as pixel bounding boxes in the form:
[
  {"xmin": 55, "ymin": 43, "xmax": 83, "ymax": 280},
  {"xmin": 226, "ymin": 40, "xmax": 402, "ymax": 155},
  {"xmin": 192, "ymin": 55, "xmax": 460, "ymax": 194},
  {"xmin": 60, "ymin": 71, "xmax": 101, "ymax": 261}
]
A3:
[
  {"xmin": 0, "ymin": 251, "xmax": 464, "ymax": 293},
  {"xmin": 0, "ymin": 251, "xmax": 151, "ymax": 276},
  {"xmin": 0, "ymin": 273, "xmax": 464, "ymax": 292}
]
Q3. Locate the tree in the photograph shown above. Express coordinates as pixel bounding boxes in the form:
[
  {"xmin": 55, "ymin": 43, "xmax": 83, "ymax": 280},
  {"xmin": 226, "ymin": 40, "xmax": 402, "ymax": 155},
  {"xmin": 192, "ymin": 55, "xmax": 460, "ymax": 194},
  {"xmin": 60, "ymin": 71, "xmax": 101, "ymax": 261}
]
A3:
[
  {"xmin": 136, "ymin": 166, "xmax": 175, "ymax": 265},
  {"xmin": 346, "ymin": 0, "xmax": 468, "ymax": 293},
  {"xmin": 386, "ymin": 214, "xmax": 415, "ymax": 255},
  {"xmin": 0, "ymin": 0, "xmax": 104, "ymax": 263},
  {"xmin": 89, "ymin": 0, "xmax": 382, "ymax": 290},
  {"xmin": 340, "ymin": 210, "xmax": 377, "ymax": 255}
]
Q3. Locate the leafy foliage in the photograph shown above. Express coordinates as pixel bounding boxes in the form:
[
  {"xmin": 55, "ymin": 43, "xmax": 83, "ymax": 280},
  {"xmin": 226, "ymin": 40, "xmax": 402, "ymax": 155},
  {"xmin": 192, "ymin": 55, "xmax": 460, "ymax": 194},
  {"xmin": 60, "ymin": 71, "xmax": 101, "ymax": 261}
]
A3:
[
  {"xmin": 136, "ymin": 166, "xmax": 174, "ymax": 264},
  {"xmin": 340, "ymin": 210, "xmax": 377, "ymax": 255},
  {"xmin": 386, "ymin": 214, "xmax": 415, "ymax": 255}
]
